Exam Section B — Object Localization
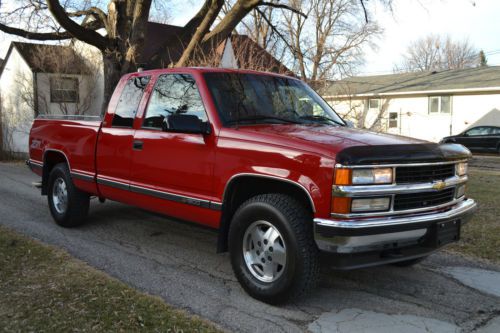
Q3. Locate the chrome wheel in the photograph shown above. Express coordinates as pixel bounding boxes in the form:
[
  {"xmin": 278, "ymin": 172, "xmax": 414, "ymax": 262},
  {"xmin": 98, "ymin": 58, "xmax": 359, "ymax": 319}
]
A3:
[
  {"xmin": 243, "ymin": 220, "xmax": 287, "ymax": 283},
  {"xmin": 52, "ymin": 177, "xmax": 68, "ymax": 214}
]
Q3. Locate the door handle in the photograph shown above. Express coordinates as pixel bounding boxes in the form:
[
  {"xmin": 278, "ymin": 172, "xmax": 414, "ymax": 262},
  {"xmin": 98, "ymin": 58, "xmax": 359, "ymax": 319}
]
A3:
[{"xmin": 133, "ymin": 140, "xmax": 144, "ymax": 150}]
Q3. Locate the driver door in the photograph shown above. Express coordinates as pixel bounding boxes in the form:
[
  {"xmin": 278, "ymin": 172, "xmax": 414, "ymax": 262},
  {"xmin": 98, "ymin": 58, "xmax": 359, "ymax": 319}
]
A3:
[{"xmin": 129, "ymin": 73, "xmax": 216, "ymax": 221}]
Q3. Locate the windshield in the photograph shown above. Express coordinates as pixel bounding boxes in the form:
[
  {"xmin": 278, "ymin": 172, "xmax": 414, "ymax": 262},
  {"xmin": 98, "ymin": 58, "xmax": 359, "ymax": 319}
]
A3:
[{"xmin": 203, "ymin": 73, "xmax": 345, "ymax": 126}]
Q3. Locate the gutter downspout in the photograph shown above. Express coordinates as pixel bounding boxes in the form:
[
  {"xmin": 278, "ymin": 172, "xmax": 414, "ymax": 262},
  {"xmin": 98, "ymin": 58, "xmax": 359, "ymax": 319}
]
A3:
[{"xmin": 33, "ymin": 72, "xmax": 39, "ymax": 117}]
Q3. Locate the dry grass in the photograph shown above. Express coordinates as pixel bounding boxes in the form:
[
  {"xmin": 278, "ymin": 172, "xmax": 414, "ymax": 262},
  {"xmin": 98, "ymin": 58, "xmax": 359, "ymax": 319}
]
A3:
[
  {"xmin": 447, "ymin": 168, "xmax": 500, "ymax": 264},
  {"xmin": 0, "ymin": 226, "xmax": 221, "ymax": 332}
]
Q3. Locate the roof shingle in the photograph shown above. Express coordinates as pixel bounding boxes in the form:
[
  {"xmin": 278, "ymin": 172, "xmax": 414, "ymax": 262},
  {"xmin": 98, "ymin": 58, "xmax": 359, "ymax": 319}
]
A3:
[{"xmin": 324, "ymin": 66, "xmax": 500, "ymax": 97}]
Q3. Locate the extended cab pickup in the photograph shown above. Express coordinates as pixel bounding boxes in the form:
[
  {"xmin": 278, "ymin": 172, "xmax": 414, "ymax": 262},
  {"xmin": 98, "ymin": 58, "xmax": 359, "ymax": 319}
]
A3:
[{"xmin": 27, "ymin": 68, "xmax": 477, "ymax": 304}]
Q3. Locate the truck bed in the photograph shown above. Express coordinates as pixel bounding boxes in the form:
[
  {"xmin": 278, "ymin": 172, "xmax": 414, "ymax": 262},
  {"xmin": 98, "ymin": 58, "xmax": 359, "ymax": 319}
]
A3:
[{"xmin": 28, "ymin": 115, "xmax": 102, "ymax": 195}]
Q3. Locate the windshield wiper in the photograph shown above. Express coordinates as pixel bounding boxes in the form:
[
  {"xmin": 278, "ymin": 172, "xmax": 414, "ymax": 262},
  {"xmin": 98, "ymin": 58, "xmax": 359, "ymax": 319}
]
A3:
[
  {"xmin": 299, "ymin": 115, "xmax": 345, "ymax": 126},
  {"xmin": 228, "ymin": 115, "xmax": 302, "ymax": 125}
]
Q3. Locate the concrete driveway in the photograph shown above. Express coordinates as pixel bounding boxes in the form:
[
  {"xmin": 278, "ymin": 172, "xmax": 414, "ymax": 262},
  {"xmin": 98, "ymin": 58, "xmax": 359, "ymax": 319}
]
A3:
[{"xmin": 0, "ymin": 162, "xmax": 499, "ymax": 333}]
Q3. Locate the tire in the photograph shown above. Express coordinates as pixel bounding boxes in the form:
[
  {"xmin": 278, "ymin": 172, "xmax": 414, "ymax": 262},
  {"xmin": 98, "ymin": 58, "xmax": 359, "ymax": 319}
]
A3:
[
  {"xmin": 47, "ymin": 163, "xmax": 90, "ymax": 227},
  {"xmin": 228, "ymin": 193, "xmax": 319, "ymax": 304},
  {"xmin": 391, "ymin": 256, "xmax": 427, "ymax": 267}
]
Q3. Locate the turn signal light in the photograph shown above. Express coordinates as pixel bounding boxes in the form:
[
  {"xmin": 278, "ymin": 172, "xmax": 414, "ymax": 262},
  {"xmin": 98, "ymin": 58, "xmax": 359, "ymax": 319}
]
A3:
[
  {"xmin": 331, "ymin": 197, "xmax": 352, "ymax": 214},
  {"xmin": 334, "ymin": 169, "xmax": 352, "ymax": 185}
]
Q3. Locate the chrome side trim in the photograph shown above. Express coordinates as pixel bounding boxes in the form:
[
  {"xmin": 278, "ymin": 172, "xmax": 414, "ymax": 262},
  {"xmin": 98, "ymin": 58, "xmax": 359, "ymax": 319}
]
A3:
[
  {"xmin": 332, "ymin": 175, "xmax": 467, "ymax": 197},
  {"xmin": 223, "ymin": 173, "xmax": 316, "ymax": 212},
  {"xmin": 70, "ymin": 171, "xmax": 95, "ymax": 182},
  {"xmin": 335, "ymin": 159, "xmax": 467, "ymax": 169},
  {"xmin": 315, "ymin": 198, "xmax": 476, "ymax": 229},
  {"xmin": 96, "ymin": 177, "xmax": 129, "ymax": 191},
  {"xmin": 129, "ymin": 184, "xmax": 212, "ymax": 209},
  {"xmin": 96, "ymin": 176, "xmax": 222, "ymax": 211},
  {"xmin": 27, "ymin": 159, "xmax": 43, "ymax": 170}
]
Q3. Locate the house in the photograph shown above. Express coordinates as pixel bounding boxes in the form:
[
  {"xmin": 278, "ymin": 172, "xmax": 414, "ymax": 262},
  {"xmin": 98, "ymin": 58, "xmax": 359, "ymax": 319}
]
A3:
[
  {"xmin": 0, "ymin": 42, "xmax": 98, "ymax": 156},
  {"xmin": 0, "ymin": 22, "xmax": 289, "ymax": 156},
  {"xmin": 322, "ymin": 66, "xmax": 500, "ymax": 142}
]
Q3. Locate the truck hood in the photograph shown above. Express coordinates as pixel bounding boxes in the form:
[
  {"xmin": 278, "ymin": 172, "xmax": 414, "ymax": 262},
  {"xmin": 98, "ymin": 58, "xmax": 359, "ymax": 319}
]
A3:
[
  {"xmin": 233, "ymin": 124, "xmax": 424, "ymax": 155},
  {"xmin": 229, "ymin": 124, "xmax": 471, "ymax": 164}
]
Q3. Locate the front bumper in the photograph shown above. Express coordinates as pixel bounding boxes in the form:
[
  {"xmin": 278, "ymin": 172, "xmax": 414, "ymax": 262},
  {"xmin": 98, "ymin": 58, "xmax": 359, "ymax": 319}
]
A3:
[{"xmin": 314, "ymin": 198, "xmax": 477, "ymax": 269}]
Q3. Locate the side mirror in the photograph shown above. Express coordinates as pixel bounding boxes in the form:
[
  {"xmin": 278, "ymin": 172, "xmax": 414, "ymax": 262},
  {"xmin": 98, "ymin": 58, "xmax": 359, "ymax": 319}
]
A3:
[
  {"xmin": 344, "ymin": 120, "xmax": 355, "ymax": 128},
  {"xmin": 164, "ymin": 114, "xmax": 211, "ymax": 134}
]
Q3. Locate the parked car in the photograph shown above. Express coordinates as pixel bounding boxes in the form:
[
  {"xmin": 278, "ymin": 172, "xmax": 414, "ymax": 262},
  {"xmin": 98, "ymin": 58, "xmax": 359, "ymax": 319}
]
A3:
[
  {"xmin": 441, "ymin": 126, "xmax": 500, "ymax": 153},
  {"xmin": 27, "ymin": 68, "xmax": 476, "ymax": 304}
]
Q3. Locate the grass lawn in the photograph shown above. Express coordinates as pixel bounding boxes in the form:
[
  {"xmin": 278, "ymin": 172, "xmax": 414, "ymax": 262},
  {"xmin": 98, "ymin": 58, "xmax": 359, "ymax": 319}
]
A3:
[
  {"xmin": 0, "ymin": 226, "xmax": 221, "ymax": 332},
  {"xmin": 447, "ymin": 168, "xmax": 500, "ymax": 264}
]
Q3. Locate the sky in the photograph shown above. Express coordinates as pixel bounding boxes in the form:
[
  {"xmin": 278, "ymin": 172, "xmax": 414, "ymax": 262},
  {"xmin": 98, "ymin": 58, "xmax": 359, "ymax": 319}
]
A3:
[
  {"xmin": 359, "ymin": 0, "xmax": 500, "ymax": 75},
  {"xmin": 1, "ymin": 0, "xmax": 500, "ymax": 77}
]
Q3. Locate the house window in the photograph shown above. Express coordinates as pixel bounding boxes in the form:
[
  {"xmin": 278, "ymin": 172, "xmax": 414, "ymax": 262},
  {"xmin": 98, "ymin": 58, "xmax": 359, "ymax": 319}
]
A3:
[
  {"xmin": 368, "ymin": 98, "xmax": 380, "ymax": 110},
  {"xmin": 428, "ymin": 96, "xmax": 451, "ymax": 114},
  {"xmin": 50, "ymin": 77, "xmax": 79, "ymax": 103},
  {"xmin": 389, "ymin": 112, "xmax": 398, "ymax": 128}
]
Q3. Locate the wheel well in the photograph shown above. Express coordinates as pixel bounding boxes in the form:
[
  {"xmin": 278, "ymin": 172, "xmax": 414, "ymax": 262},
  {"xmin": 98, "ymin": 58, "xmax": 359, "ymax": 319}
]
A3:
[
  {"xmin": 42, "ymin": 151, "xmax": 68, "ymax": 195},
  {"xmin": 216, "ymin": 175, "xmax": 314, "ymax": 253}
]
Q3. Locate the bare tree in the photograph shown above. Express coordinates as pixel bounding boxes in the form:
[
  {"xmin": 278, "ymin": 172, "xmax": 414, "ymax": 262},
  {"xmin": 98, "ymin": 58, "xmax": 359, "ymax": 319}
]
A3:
[
  {"xmin": 0, "ymin": 0, "xmax": 303, "ymax": 113},
  {"xmin": 395, "ymin": 34, "xmax": 478, "ymax": 72},
  {"xmin": 281, "ymin": 0, "xmax": 382, "ymax": 82}
]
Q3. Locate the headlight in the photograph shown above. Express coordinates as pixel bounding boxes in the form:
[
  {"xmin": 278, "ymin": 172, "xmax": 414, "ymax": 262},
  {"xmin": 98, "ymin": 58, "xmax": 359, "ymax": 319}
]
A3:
[
  {"xmin": 456, "ymin": 162, "xmax": 468, "ymax": 176},
  {"xmin": 352, "ymin": 168, "xmax": 393, "ymax": 185},
  {"xmin": 351, "ymin": 197, "xmax": 391, "ymax": 212}
]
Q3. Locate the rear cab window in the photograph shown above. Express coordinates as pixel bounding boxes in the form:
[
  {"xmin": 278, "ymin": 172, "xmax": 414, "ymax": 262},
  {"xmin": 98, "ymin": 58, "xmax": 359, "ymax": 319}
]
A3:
[{"xmin": 112, "ymin": 76, "xmax": 151, "ymax": 127}]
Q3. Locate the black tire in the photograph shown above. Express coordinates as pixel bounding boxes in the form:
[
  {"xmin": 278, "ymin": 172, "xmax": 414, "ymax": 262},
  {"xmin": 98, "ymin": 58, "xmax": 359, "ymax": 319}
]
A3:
[
  {"xmin": 391, "ymin": 256, "xmax": 427, "ymax": 267},
  {"xmin": 47, "ymin": 163, "xmax": 90, "ymax": 227},
  {"xmin": 228, "ymin": 193, "xmax": 319, "ymax": 304}
]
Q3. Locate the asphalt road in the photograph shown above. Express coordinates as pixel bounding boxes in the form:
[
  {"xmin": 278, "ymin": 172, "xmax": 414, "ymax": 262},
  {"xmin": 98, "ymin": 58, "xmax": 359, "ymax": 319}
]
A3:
[
  {"xmin": 470, "ymin": 154, "xmax": 500, "ymax": 170},
  {"xmin": 1, "ymin": 162, "xmax": 499, "ymax": 332}
]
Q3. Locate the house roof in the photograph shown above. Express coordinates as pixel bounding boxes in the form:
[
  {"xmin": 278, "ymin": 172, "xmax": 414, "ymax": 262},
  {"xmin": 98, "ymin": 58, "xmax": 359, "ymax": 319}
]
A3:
[
  {"xmin": 225, "ymin": 34, "xmax": 292, "ymax": 75},
  {"xmin": 142, "ymin": 22, "xmax": 290, "ymax": 74},
  {"xmin": 141, "ymin": 22, "xmax": 185, "ymax": 65},
  {"xmin": 5, "ymin": 42, "xmax": 91, "ymax": 75},
  {"xmin": 323, "ymin": 66, "xmax": 500, "ymax": 98}
]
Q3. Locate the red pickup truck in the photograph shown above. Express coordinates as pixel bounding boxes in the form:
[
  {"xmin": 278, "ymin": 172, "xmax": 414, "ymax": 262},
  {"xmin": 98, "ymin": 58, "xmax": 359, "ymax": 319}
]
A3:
[{"xmin": 27, "ymin": 68, "xmax": 476, "ymax": 304}]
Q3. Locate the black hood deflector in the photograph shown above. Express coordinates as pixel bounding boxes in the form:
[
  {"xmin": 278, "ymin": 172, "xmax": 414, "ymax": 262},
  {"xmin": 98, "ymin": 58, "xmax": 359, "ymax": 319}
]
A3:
[{"xmin": 336, "ymin": 143, "xmax": 471, "ymax": 165}]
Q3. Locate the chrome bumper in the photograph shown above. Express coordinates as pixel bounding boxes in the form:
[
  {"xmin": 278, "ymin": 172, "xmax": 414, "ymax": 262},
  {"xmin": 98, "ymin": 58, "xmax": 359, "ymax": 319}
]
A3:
[{"xmin": 314, "ymin": 198, "xmax": 477, "ymax": 254}]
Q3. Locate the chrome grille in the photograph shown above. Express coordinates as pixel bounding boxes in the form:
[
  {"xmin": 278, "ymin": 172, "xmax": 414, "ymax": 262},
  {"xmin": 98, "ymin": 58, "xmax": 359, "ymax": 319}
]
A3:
[
  {"xmin": 395, "ymin": 164, "xmax": 455, "ymax": 184},
  {"xmin": 394, "ymin": 188, "xmax": 455, "ymax": 211}
]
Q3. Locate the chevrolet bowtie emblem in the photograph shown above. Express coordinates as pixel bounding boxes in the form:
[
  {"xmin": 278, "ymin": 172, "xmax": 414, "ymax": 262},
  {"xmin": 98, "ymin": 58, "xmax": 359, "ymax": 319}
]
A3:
[{"xmin": 432, "ymin": 181, "xmax": 447, "ymax": 190}]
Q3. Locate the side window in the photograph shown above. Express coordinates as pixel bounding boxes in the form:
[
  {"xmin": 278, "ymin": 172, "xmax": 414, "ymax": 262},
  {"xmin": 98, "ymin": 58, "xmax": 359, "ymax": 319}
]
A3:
[
  {"xmin": 143, "ymin": 74, "xmax": 208, "ymax": 130},
  {"xmin": 112, "ymin": 76, "xmax": 150, "ymax": 127},
  {"xmin": 491, "ymin": 127, "xmax": 500, "ymax": 135},
  {"xmin": 368, "ymin": 99, "xmax": 380, "ymax": 110},
  {"xmin": 389, "ymin": 112, "xmax": 398, "ymax": 128},
  {"xmin": 466, "ymin": 127, "xmax": 489, "ymax": 136},
  {"xmin": 428, "ymin": 96, "xmax": 452, "ymax": 114}
]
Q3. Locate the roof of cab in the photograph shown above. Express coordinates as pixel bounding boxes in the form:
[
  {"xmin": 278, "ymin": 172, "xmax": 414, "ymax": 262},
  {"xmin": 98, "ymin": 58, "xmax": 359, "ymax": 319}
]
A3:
[{"xmin": 126, "ymin": 67, "xmax": 298, "ymax": 81}]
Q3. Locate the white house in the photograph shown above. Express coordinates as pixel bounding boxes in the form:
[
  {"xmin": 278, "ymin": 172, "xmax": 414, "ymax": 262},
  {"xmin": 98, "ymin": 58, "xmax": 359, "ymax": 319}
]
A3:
[
  {"xmin": 0, "ymin": 42, "xmax": 100, "ymax": 155},
  {"xmin": 323, "ymin": 67, "xmax": 500, "ymax": 142}
]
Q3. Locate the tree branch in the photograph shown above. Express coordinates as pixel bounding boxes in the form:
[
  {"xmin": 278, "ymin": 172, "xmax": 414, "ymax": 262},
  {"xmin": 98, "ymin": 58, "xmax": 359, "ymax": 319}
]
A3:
[
  {"xmin": 46, "ymin": 0, "xmax": 109, "ymax": 50},
  {"xmin": 176, "ymin": 0, "xmax": 224, "ymax": 67},
  {"xmin": 0, "ymin": 20, "xmax": 103, "ymax": 41},
  {"xmin": 259, "ymin": 2, "xmax": 307, "ymax": 19},
  {"xmin": 359, "ymin": 0, "xmax": 368, "ymax": 23}
]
